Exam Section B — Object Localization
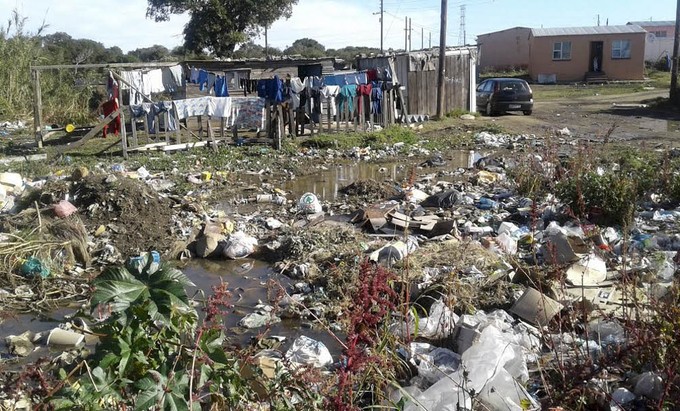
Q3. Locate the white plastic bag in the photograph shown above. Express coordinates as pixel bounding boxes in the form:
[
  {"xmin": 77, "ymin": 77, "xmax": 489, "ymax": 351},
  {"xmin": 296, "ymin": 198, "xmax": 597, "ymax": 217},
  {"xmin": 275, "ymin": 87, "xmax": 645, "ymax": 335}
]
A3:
[
  {"xmin": 285, "ymin": 335, "xmax": 332, "ymax": 368},
  {"xmin": 298, "ymin": 192, "xmax": 322, "ymax": 214},
  {"xmin": 222, "ymin": 231, "xmax": 258, "ymax": 259}
]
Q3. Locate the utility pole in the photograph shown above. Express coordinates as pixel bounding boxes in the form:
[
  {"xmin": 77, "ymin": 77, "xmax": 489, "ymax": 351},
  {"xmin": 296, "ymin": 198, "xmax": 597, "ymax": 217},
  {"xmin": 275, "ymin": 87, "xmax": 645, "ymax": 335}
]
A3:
[
  {"xmin": 404, "ymin": 16, "xmax": 408, "ymax": 51},
  {"xmin": 265, "ymin": 26, "xmax": 269, "ymax": 59},
  {"xmin": 409, "ymin": 18, "xmax": 413, "ymax": 51},
  {"xmin": 422, "ymin": 27, "xmax": 424, "ymax": 50},
  {"xmin": 671, "ymin": 0, "xmax": 680, "ymax": 103},
  {"xmin": 458, "ymin": 5, "xmax": 466, "ymax": 46},
  {"xmin": 380, "ymin": 0, "xmax": 384, "ymax": 54},
  {"xmin": 597, "ymin": 14, "xmax": 600, "ymax": 26},
  {"xmin": 436, "ymin": 0, "xmax": 447, "ymax": 119},
  {"xmin": 429, "ymin": 32, "xmax": 432, "ymax": 48}
]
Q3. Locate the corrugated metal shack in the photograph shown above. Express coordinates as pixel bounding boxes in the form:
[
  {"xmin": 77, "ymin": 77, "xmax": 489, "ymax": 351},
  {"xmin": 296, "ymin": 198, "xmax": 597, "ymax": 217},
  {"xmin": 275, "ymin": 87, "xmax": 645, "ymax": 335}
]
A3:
[{"xmin": 356, "ymin": 47, "xmax": 477, "ymax": 116}]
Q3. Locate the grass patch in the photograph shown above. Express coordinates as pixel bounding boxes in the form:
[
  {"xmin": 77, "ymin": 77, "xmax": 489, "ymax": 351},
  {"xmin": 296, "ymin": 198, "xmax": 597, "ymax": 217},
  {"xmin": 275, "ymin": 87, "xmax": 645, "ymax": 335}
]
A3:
[{"xmin": 301, "ymin": 126, "xmax": 418, "ymax": 150}]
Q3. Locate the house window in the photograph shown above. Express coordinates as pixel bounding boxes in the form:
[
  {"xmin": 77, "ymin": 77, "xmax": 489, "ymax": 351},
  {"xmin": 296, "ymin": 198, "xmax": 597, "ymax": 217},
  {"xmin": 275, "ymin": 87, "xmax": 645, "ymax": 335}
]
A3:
[
  {"xmin": 654, "ymin": 31, "xmax": 667, "ymax": 38},
  {"xmin": 553, "ymin": 41, "xmax": 571, "ymax": 60},
  {"xmin": 612, "ymin": 40, "xmax": 631, "ymax": 59}
]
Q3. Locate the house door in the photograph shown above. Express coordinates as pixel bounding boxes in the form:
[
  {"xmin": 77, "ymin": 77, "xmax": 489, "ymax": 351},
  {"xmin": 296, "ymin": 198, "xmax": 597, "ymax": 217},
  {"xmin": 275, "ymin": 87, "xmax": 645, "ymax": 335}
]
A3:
[{"xmin": 590, "ymin": 41, "xmax": 604, "ymax": 72}]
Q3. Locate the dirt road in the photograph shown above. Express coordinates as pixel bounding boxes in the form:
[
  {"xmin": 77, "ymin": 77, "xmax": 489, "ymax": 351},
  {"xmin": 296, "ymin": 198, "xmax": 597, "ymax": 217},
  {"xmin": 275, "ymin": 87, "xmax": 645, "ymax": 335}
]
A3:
[{"xmin": 477, "ymin": 88, "xmax": 680, "ymax": 146}]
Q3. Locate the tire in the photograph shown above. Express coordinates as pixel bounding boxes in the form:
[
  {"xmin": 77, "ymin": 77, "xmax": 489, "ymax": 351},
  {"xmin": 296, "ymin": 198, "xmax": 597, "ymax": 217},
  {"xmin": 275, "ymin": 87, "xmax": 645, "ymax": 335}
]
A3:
[
  {"xmin": 486, "ymin": 102, "xmax": 494, "ymax": 116},
  {"xmin": 523, "ymin": 110, "xmax": 532, "ymax": 115}
]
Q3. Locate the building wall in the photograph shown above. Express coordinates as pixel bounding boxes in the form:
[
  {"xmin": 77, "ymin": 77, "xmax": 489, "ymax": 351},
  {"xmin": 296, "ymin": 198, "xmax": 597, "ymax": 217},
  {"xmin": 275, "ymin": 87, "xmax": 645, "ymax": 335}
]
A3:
[
  {"xmin": 477, "ymin": 27, "xmax": 531, "ymax": 72},
  {"xmin": 637, "ymin": 24, "xmax": 675, "ymax": 62},
  {"xmin": 529, "ymin": 33, "xmax": 646, "ymax": 82}
]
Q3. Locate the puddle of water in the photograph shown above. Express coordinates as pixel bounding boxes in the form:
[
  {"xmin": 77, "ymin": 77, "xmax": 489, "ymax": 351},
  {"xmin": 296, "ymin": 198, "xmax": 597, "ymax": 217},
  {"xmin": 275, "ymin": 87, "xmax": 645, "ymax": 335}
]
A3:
[
  {"xmin": 283, "ymin": 150, "xmax": 477, "ymax": 201},
  {"xmin": 183, "ymin": 259, "xmax": 344, "ymax": 354}
]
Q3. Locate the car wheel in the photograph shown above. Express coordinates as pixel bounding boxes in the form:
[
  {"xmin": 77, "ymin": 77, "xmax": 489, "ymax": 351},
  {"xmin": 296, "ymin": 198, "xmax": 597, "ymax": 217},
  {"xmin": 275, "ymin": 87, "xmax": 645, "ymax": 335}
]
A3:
[{"xmin": 523, "ymin": 110, "xmax": 532, "ymax": 115}]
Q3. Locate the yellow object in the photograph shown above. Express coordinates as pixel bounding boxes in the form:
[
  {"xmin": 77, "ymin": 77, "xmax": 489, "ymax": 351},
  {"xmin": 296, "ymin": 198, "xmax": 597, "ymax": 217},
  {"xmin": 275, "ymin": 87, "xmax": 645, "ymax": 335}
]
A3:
[
  {"xmin": 65, "ymin": 124, "xmax": 75, "ymax": 133},
  {"xmin": 200, "ymin": 171, "xmax": 212, "ymax": 181}
]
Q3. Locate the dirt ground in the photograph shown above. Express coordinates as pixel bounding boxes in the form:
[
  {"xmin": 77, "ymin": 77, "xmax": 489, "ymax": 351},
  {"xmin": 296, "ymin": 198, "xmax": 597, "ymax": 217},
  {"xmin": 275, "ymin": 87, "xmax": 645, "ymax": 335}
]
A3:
[{"xmin": 474, "ymin": 87, "xmax": 680, "ymax": 146}]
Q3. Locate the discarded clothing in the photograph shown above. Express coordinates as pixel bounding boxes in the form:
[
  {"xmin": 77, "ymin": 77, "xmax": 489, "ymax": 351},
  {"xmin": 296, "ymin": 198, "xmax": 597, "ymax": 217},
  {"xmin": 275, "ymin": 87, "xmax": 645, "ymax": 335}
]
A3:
[{"xmin": 320, "ymin": 85, "xmax": 340, "ymax": 117}]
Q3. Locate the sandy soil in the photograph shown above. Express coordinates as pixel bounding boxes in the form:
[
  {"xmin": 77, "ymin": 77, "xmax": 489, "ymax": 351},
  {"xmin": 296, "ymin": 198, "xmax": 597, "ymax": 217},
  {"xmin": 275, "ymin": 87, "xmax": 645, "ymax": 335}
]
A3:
[{"xmin": 474, "ymin": 88, "xmax": 680, "ymax": 146}]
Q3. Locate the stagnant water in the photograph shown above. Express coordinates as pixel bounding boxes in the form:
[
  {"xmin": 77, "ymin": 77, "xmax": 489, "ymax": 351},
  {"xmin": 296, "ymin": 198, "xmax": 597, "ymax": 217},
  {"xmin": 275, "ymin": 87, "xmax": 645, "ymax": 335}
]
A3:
[{"xmin": 0, "ymin": 150, "xmax": 479, "ymax": 359}]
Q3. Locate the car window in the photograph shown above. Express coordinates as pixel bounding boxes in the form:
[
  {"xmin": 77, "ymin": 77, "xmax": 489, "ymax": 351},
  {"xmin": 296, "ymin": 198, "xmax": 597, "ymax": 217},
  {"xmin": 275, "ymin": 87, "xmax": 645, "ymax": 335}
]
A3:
[
  {"xmin": 484, "ymin": 81, "xmax": 494, "ymax": 92},
  {"xmin": 476, "ymin": 81, "xmax": 487, "ymax": 92},
  {"xmin": 500, "ymin": 81, "xmax": 529, "ymax": 93}
]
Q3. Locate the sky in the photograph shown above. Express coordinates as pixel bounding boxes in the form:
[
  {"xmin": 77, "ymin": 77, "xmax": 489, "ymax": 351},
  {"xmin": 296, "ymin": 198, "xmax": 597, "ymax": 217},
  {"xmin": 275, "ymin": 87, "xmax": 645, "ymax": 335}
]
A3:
[{"xmin": 0, "ymin": 0, "xmax": 676, "ymax": 53}]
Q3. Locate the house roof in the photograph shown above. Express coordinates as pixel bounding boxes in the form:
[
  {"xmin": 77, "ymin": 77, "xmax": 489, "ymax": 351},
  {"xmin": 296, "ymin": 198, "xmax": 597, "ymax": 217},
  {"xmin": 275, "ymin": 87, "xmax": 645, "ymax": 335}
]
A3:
[
  {"xmin": 477, "ymin": 26, "xmax": 531, "ymax": 37},
  {"xmin": 531, "ymin": 25, "xmax": 646, "ymax": 37},
  {"xmin": 628, "ymin": 21, "xmax": 675, "ymax": 27}
]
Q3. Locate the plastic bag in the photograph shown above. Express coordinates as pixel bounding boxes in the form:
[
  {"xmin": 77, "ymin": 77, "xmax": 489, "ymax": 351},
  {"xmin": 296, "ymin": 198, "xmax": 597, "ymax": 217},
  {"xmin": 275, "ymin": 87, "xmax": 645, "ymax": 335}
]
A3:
[
  {"xmin": 420, "ymin": 190, "xmax": 461, "ymax": 208},
  {"xmin": 126, "ymin": 251, "xmax": 161, "ymax": 276},
  {"xmin": 285, "ymin": 335, "xmax": 332, "ymax": 368},
  {"xmin": 298, "ymin": 192, "xmax": 322, "ymax": 214},
  {"xmin": 54, "ymin": 200, "xmax": 77, "ymax": 218},
  {"xmin": 222, "ymin": 231, "xmax": 258, "ymax": 259}
]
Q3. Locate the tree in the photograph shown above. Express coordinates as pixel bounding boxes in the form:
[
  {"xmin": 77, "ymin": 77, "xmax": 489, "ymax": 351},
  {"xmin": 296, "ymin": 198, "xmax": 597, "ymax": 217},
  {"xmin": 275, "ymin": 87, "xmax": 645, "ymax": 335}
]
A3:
[
  {"xmin": 327, "ymin": 46, "xmax": 381, "ymax": 68},
  {"xmin": 233, "ymin": 41, "xmax": 281, "ymax": 59},
  {"xmin": 128, "ymin": 44, "xmax": 170, "ymax": 62},
  {"xmin": 284, "ymin": 38, "xmax": 325, "ymax": 58},
  {"xmin": 146, "ymin": 0, "xmax": 298, "ymax": 57}
]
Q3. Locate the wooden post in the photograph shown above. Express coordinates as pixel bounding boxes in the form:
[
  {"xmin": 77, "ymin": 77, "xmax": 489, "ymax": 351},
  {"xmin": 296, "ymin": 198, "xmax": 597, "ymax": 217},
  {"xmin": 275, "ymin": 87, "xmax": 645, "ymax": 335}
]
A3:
[
  {"xmin": 353, "ymin": 95, "xmax": 359, "ymax": 132},
  {"xmin": 130, "ymin": 110, "xmax": 138, "ymax": 148},
  {"xmin": 32, "ymin": 69, "xmax": 43, "ymax": 148},
  {"xmin": 220, "ymin": 117, "xmax": 226, "ymax": 140},
  {"xmin": 288, "ymin": 103, "xmax": 294, "ymax": 138},
  {"xmin": 164, "ymin": 111, "xmax": 170, "ymax": 145},
  {"xmin": 198, "ymin": 115, "xmax": 203, "ymax": 139},
  {"xmin": 118, "ymin": 75, "xmax": 128, "ymax": 159},
  {"xmin": 265, "ymin": 100, "xmax": 271, "ymax": 139},
  {"xmin": 207, "ymin": 117, "xmax": 217, "ymax": 151},
  {"xmin": 436, "ymin": 0, "xmax": 448, "ymax": 119},
  {"xmin": 275, "ymin": 103, "xmax": 283, "ymax": 149},
  {"xmin": 173, "ymin": 104, "xmax": 182, "ymax": 145},
  {"xmin": 326, "ymin": 97, "xmax": 332, "ymax": 133}
]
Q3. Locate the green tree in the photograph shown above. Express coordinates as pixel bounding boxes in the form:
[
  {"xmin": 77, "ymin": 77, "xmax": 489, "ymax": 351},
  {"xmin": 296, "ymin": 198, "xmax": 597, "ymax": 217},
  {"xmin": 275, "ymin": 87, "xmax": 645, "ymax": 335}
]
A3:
[
  {"xmin": 233, "ymin": 40, "xmax": 282, "ymax": 59},
  {"xmin": 146, "ymin": 0, "xmax": 298, "ymax": 57},
  {"xmin": 284, "ymin": 37, "xmax": 325, "ymax": 58},
  {"xmin": 326, "ymin": 46, "xmax": 382, "ymax": 68},
  {"xmin": 127, "ymin": 44, "xmax": 170, "ymax": 62}
]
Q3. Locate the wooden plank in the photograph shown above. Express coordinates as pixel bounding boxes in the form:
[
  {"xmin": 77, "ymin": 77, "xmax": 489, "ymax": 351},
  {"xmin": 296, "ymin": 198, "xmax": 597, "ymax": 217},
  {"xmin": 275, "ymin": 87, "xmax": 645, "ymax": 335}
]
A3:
[
  {"xmin": 197, "ymin": 115, "xmax": 203, "ymax": 139},
  {"xmin": 34, "ymin": 61, "xmax": 180, "ymax": 71},
  {"xmin": 57, "ymin": 110, "xmax": 120, "ymax": 153},
  {"xmin": 353, "ymin": 95, "xmax": 358, "ymax": 132},
  {"xmin": 32, "ymin": 69, "xmax": 43, "ymax": 148},
  {"xmin": 164, "ymin": 111, "xmax": 170, "ymax": 145}
]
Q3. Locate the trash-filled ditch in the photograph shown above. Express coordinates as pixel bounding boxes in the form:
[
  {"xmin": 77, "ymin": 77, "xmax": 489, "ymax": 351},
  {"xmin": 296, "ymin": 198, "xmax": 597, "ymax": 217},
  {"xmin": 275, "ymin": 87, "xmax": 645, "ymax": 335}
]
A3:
[{"xmin": 1, "ymin": 131, "xmax": 679, "ymax": 410}]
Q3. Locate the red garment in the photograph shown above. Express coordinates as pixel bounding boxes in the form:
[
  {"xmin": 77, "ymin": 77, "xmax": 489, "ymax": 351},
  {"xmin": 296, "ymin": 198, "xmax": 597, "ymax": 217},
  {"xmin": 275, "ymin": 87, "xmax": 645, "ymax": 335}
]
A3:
[
  {"xmin": 357, "ymin": 84, "xmax": 373, "ymax": 96},
  {"xmin": 366, "ymin": 69, "xmax": 378, "ymax": 82},
  {"xmin": 101, "ymin": 98, "xmax": 121, "ymax": 138}
]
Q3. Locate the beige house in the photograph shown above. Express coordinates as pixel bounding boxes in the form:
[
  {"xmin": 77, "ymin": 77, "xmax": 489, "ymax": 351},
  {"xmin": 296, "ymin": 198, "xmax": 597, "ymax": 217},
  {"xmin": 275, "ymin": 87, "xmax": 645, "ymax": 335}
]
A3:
[
  {"xmin": 477, "ymin": 27, "xmax": 531, "ymax": 72},
  {"xmin": 477, "ymin": 25, "xmax": 647, "ymax": 83},
  {"xmin": 529, "ymin": 25, "xmax": 646, "ymax": 82},
  {"xmin": 628, "ymin": 20, "xmax": 675, "ymax": 62}
]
